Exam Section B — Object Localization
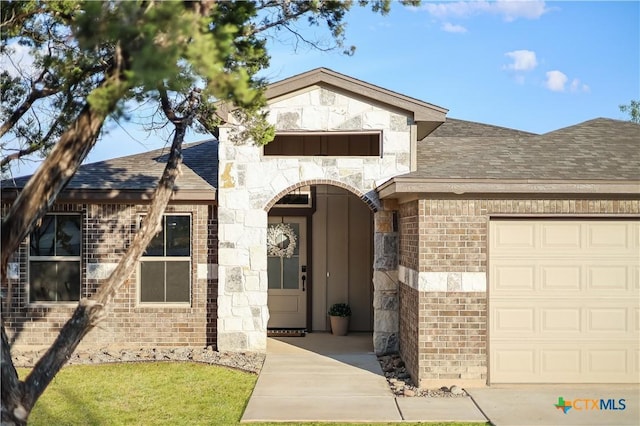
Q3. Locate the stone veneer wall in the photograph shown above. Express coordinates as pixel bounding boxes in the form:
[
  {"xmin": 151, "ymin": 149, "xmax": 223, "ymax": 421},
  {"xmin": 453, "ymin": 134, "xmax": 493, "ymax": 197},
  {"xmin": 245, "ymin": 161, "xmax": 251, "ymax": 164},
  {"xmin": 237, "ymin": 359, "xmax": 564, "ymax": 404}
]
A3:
[
  {"xmin": 3, "ymin": 202, "xmax": 216, "ymax": 349},
  {"xmin": 399, "ymin": 197, "xmax": 640, "ymax": 387},
  {"xmin": 217, "ymin": 85, "xmax": 413, "ymax": 352}
]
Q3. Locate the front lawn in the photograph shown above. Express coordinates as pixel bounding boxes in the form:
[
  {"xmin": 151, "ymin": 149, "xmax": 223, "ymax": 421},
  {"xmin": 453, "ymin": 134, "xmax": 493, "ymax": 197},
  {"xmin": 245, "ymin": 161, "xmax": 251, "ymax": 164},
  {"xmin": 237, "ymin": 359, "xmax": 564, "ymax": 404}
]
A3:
[{"xmin": 18, "ymin": 363, "xmax": 483, "ymax": 426}]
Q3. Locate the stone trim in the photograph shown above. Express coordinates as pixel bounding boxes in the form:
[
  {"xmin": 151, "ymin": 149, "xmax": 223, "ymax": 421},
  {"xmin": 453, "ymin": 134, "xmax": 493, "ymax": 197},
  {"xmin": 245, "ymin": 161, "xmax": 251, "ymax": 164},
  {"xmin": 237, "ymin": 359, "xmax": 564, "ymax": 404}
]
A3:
[
  {"xmin": 398, "ymin": 265, "xmax": 486, "ymax": 292},
  {"xmin": 263, "ymin": 179, "xmax": 379, "ymax": 212}
]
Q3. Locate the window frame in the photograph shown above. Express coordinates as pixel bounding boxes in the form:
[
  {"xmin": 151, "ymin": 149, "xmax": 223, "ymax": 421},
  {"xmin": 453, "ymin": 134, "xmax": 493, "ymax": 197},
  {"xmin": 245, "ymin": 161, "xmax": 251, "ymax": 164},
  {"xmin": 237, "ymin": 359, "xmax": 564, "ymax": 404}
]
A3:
[
  {"xmin": 28, "ymin": 213, "xmax": 82, "ymax": 304},
  {"xmin": 263, "ymin": 131, "xmax": 383, "ymax": 157},
  {"xmin": 138, "ymin": 213, "xmax": 192, "ymax": 306}
]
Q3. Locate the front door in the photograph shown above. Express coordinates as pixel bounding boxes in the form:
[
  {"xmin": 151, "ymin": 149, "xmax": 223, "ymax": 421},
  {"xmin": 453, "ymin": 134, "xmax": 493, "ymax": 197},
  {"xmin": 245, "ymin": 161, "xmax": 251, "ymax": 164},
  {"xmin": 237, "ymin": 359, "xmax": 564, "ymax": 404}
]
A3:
[{"xmin": 267, "ymin": 217, "xmax": 307, "ymax": 328}]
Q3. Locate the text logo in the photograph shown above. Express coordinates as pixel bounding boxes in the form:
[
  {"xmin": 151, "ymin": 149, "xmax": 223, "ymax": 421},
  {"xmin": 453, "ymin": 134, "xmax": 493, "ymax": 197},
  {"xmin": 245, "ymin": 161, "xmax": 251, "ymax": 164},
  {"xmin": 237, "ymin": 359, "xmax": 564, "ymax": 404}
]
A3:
[{"xmin": 555, "ymin": 396, "xmax": 626, "ymax": 414}]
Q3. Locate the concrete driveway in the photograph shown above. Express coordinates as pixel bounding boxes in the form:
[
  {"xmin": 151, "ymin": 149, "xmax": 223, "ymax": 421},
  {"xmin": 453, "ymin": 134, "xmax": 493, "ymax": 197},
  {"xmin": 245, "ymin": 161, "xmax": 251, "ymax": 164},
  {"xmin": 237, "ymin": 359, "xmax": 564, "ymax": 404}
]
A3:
[{"xmin": 467, "ymin": 385, "xmax": 640, "ymax": 426}]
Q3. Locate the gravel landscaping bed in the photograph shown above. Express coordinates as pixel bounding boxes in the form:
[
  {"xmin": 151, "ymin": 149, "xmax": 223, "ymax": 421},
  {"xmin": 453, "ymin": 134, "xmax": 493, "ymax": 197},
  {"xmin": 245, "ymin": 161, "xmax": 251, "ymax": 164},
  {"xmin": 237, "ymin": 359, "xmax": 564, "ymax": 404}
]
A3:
[
  {"xmin": 378, "ymin": 353, "xmax": 467, "ymax": 398},
  {"xmin": 11, "ymin": 346, "xmax": 266, "ymax": 374}
]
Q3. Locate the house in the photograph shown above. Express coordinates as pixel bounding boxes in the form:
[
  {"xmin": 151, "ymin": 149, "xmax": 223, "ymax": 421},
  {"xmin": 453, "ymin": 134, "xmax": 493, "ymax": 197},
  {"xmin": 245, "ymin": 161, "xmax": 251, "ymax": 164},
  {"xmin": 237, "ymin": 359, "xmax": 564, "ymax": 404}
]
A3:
[{"xmin": 2, "ymin": 68, "xmax": 639, "ymax": 387}]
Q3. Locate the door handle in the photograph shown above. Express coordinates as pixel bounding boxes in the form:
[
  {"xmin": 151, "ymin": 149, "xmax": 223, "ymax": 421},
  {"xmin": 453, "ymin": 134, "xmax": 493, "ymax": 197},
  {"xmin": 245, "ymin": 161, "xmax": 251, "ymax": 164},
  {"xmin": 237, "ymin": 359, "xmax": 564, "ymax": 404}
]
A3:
[{"xmin": 301, "ymin": 275, "xmax": 306, "ymax": 292}]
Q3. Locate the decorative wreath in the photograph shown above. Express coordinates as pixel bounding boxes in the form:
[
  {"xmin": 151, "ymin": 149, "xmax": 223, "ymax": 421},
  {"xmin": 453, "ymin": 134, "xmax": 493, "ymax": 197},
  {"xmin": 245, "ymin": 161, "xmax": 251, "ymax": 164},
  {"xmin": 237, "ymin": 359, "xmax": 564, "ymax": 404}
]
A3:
[{"xmin": 267, "ymin": 223, "xmax": 297, "ymax": 258}]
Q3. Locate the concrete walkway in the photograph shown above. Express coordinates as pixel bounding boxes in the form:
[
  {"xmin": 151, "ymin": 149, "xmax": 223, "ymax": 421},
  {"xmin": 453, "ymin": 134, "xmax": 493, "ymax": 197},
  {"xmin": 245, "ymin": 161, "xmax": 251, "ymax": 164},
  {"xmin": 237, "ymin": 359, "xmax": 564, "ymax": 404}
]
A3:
[{"xmin": 241, "ymin": 333, "xmax": 487, "ymax": 423}]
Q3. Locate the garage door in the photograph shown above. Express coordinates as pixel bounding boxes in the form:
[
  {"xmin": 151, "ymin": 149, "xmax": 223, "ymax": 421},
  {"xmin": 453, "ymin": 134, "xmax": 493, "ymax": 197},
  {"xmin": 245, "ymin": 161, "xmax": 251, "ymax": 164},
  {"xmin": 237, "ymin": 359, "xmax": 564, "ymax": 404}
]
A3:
[{"xmin": 489, "ymin": 219, "xmax": 640, "ymax": 383}]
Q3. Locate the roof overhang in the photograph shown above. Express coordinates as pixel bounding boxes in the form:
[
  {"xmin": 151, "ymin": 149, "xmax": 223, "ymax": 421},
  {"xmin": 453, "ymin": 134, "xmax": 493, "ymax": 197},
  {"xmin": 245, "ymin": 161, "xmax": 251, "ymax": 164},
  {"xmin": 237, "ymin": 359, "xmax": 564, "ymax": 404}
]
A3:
[
  {"xmin": 1, "ymin": 188, "xmax": 216, "ymax": 204},
  {"xmin": 378, "ymin": 177, "xmax": 640, "ymax": 201}
]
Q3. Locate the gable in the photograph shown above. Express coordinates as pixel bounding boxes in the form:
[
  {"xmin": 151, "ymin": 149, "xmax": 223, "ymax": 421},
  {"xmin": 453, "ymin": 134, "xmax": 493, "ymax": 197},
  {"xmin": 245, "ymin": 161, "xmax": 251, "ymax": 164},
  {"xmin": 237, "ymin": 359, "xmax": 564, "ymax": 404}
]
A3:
[{"xmin": 264, "ymin": 68, "xmax": 447, "ymax": 139}]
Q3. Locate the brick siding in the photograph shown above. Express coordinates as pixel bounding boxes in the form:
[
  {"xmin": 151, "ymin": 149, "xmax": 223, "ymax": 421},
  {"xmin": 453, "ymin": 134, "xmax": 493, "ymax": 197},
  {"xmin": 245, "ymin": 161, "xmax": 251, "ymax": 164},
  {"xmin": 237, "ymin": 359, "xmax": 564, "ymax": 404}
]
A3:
[
  {"xmin": 398, "ymin": 201, "xmax": 418, "ymax": 271},
  {"xmin": 398, "ymin": 282, "xmax": 418, "ymax": 382},
  {"xmin": 3, "ymin": 202, "xmax": 218, "ymax": 350},
  {"xmin": 399, "ymin": 197, "xmax": 640, "ymax": 386}
]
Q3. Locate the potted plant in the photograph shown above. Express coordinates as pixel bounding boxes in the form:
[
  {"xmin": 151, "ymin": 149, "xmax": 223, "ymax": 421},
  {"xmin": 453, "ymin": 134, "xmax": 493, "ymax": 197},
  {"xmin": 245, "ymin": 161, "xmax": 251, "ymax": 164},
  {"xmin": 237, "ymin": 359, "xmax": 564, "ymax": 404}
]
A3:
[{"xmin": 328, "ymin": 303, "xmax": 351, "ymax": 336}]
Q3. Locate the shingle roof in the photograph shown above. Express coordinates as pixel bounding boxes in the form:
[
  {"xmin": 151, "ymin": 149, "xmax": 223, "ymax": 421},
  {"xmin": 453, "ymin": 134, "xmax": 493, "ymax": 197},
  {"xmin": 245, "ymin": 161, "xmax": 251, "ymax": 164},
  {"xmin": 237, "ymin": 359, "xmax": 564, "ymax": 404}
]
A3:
[
  {"xmin": 406, "ymin": 118, "xmax": 640, "ymax": 181},
  {"xmin": 2, "ymin": 139, "xmax": 218, "ymax": 193}
]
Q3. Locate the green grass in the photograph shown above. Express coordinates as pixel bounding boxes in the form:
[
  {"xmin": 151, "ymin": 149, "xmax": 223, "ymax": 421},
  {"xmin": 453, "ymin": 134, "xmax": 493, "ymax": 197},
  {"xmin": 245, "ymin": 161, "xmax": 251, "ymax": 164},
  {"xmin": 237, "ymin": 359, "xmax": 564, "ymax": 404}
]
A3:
[{"xmin": 18, "ymin": 363, "xmax": 484, "ymax": 426}]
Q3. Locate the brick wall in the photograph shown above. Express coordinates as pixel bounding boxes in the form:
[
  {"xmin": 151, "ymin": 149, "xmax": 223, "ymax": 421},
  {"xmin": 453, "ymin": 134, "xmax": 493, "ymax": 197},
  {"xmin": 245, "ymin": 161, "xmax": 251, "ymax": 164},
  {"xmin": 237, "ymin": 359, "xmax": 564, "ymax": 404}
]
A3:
[
  {"xmin": 417, "ymin": 291, "xmax": 486, "ymax": 385},
  {"xmin": 398, "ymin": 197, "xmax": 640, "ymax": 387},
  {"xmin": 398, "ymin": 201, "xmax": 418, "ymax": 271},
  {"xmin": 398, "ymin": 282, "xmax": 418, "ymax": 383},
  {"xmin": 3, "ymin": 201, "xmax": 218, "ymax": 349}
]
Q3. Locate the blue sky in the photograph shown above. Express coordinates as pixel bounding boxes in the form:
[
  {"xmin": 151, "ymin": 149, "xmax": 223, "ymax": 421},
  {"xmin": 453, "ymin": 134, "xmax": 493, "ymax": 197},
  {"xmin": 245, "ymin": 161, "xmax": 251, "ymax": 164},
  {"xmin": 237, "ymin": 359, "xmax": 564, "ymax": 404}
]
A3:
[{"xmin": 8, "ymin": 1, "xmax": 640, "ymax": 177}]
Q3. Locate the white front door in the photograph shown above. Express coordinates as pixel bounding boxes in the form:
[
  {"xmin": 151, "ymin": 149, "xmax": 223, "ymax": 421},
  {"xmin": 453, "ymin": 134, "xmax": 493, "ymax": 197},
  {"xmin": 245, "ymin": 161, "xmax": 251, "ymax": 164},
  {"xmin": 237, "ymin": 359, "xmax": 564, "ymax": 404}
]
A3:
[{"xmin": 267, "ymin": 217, "xmax": 307, "ymax": 328}]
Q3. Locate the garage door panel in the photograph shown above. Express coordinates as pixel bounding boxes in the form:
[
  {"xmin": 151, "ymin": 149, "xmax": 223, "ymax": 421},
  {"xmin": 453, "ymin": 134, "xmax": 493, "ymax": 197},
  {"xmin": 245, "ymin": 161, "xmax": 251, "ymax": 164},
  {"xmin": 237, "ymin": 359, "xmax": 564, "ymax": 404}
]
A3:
[
  {"xmin": 492, "ymin": 264, "xmax": 535, "ymax": 291},
  {"xmin": 587, "ymin": 308, "xmax": 628, "ymax": 333},
  {"xmin": 492, "ymin": 307, "xmax": 534, "ymax": 333},
  {"xmin": 491, "ymin": 342, "xmax": 637, "ymax": 383},
  {"xmin": 588, "ymin": 350, "xmax": 628, "ymax": 373},
  {"xmin": 493, "ymin": 349, "xmax": 535, "ymax": 376},
  {"xmin": 490, "ymin": 219, "xmax": 640, "ymax": 384},
  {"xmin": 541, "ymin": 350, "xmax": 581, "ymax": 374},
  {"xmin": 587, "ymin": 265, "xmax": 629, "ymax": 290},
  {"xmin": 541, "ymin": 265, "xmax": 581, "ymax": 290},
  {"xmin": 540, "ymin": 222, "xmax": 581, "ymax": 249},
  {"xmin": 587, "ymin": 222, "xmax": 629, "ymax": 249},
  {"xmin": 492, "ymin": 223, "xmax": 535, "ymax": 250},
  {"xmin": 541, "ymin": 308, "xmax": 581, "ymax": 333}
]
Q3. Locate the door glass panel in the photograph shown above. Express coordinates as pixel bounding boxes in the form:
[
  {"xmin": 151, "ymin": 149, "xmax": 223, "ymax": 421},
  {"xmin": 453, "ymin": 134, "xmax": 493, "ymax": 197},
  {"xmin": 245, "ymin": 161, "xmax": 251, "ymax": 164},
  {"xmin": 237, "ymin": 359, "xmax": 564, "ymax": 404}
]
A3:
[
  {"xmin": 283, "ymin": 257, "xmax": 299, "ymax": 289},
  {"xmin": 290, "ymin": 223, "xmax": 300, "ymax": 255},
  {"xmin": 267, "ymin": 257, "xmax": 281, "ymax": 289}
]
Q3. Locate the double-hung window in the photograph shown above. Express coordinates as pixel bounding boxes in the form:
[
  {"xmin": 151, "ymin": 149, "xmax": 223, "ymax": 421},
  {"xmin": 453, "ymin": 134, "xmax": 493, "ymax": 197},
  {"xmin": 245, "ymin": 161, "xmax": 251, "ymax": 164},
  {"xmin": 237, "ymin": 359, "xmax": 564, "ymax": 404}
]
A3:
[
  {"xmin": 139, "ymin": 215, "xmax": 191, "ymax": 303},
  {"xmin": 29, "ymin": 214, "xmax": 81, "ymax": 302}
]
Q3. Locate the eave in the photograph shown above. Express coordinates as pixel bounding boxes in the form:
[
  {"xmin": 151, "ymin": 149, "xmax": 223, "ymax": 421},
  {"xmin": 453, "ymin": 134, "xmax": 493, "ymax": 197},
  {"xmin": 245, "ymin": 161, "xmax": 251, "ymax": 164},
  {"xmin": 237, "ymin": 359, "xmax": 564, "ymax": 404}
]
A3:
[{"xmin": 377, "ymin": 178, "xmax": 640, "ymax": 202}]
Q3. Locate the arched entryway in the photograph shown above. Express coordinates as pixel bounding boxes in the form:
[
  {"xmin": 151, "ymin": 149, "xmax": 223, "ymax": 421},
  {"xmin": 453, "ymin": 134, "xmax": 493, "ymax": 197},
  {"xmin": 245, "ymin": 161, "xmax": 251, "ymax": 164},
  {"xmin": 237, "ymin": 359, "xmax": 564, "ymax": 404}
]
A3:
[{"xmin": 267, "ymin": 184, "xmax": 374, "ymax": 333}]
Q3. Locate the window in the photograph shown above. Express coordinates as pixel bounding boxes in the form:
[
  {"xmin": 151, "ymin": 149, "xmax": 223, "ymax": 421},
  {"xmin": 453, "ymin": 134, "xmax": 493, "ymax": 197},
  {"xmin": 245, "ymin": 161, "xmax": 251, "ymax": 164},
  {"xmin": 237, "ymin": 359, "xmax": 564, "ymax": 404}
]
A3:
[
  {"xmin": 29, "ymin": 214, "xmax": 81, "ymax": 302},
  {"xmin": 140, "ymin": 215, "xmax": 191, "ymax": 303},
  {"xmin": 264, "ymin": 132, "xmax": 381, "ymax": 156}
]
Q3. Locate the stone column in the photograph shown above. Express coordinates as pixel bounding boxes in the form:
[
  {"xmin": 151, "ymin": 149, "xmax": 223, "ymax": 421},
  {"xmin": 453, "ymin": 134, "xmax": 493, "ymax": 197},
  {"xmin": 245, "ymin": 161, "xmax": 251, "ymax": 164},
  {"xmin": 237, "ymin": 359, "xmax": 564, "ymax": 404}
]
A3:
[
  {"xmin": 216, "ymin": 127, "xmax": 269, "ymax": 352},
  {"xmin": 372, "ymin": 199, "xmax": 399, "ymax": 355}
]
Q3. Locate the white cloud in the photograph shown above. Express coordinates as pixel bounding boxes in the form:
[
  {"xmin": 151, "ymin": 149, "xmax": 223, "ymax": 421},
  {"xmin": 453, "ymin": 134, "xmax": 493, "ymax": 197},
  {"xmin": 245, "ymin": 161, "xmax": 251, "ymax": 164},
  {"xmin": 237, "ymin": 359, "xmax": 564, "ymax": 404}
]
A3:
[
  {"xmin": 441, "ymin": 22, "xmax": 468, "ymax": 33},
  {"xmin": 570, "ymin": 78, "xmax": 590, "ymax": 93},
  {"xmin": 423, "ymin": 0, "xmax": 548, "ymax": 22},
  {"xmin": 545, "ymin": 70, "xmax": 568, "ymax": 92},
  {"xmin": 504, "ymin": 50, "xmax": 538, "ymax": 71}
]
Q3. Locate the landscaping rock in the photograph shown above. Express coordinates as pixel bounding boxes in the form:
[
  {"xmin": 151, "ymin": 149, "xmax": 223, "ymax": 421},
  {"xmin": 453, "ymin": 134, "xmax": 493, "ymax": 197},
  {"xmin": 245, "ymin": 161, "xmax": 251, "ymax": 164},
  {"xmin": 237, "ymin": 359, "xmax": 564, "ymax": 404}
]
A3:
[
  {"xmin": 11, "ymin": 346, "xmax": 265, "ymax": 374},
  {"xmin": 377, "ymin": 353, "xmax": 467, "ymax": 398}
]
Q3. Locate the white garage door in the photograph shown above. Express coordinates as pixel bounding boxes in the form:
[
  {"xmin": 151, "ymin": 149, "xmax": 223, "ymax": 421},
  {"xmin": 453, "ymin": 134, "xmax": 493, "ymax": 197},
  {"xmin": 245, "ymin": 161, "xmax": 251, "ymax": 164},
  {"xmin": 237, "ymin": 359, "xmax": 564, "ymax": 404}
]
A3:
[{"xmin": 489, "ymin": 219, "xmax": 640, "ymax": 383}]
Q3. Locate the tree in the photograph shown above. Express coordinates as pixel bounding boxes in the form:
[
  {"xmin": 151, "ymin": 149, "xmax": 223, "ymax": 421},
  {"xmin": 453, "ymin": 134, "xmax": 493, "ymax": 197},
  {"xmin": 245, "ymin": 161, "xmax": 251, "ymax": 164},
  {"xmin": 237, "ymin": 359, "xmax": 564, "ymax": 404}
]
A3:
[
  {"xmin": 619, "ymin": 100, "xmax": 640, "ymax": 123},
  {"xmin": 1, "ymin": 1, "xmax": 414, "ymax": 423}
]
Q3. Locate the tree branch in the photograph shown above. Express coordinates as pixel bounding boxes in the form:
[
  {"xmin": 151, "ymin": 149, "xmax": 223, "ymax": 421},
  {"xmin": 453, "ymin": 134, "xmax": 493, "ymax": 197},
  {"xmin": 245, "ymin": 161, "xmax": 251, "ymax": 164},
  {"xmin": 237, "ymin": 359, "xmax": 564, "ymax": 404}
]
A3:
[{"xmin": 19, "ymin": 117, "xmax": 189, "ymax": 417}]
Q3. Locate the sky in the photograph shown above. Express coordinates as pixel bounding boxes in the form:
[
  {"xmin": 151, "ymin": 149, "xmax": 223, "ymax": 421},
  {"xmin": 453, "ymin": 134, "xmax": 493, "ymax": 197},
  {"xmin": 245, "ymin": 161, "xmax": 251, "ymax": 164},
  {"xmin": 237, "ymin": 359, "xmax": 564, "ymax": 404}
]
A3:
[{"xmin": 7, "ymin": 0, "xmax": 640, "ymax": 177}]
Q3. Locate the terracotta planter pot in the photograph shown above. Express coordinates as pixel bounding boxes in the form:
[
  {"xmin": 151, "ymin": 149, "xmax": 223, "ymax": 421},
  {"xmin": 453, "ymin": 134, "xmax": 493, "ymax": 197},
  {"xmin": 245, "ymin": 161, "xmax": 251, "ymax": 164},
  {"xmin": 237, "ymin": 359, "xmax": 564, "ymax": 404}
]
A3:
[{"xmin": 329, "ymin": 315, "xmax": 349, "ymax": 336}]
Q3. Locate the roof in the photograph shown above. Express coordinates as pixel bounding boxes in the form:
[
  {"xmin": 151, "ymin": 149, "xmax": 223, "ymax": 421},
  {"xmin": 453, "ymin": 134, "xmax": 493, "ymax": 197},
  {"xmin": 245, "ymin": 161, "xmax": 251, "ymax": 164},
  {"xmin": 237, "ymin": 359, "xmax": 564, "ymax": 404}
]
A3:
[
  {"xmin": 265, "ymin": 68, "xmax": 448, "ymax": 140},
  {"xmin": 379, "ymin": 118, "xmax": 640, "ymax": 197},
  {"xmin": 2, "ymin": 140, "xmax": 218, "ymax": 202}
]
